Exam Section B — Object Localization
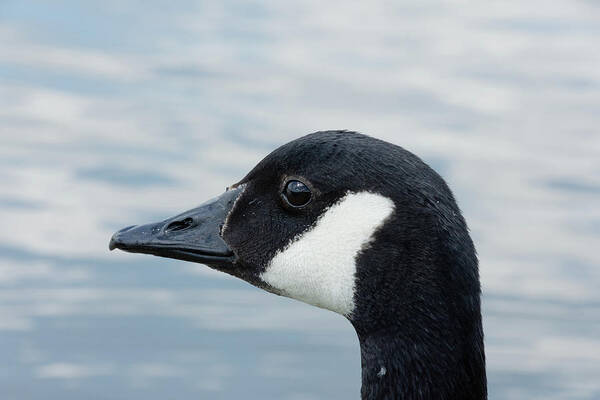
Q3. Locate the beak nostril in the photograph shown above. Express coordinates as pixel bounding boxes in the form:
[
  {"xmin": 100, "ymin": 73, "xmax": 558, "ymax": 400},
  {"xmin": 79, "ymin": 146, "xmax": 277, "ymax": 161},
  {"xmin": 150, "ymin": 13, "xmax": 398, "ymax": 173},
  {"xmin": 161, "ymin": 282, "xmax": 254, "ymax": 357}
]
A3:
[{"xmin": 165, "ymin": 217, "xmax": 195, "ymax": 232}]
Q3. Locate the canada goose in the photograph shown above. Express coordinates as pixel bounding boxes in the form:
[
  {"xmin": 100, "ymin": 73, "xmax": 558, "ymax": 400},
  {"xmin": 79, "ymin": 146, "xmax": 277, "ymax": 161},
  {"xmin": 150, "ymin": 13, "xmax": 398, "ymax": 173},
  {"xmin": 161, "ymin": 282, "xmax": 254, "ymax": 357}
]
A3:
[{"xmin": 109, "ymin": 131, "xmax": 486, "ymax": 400}]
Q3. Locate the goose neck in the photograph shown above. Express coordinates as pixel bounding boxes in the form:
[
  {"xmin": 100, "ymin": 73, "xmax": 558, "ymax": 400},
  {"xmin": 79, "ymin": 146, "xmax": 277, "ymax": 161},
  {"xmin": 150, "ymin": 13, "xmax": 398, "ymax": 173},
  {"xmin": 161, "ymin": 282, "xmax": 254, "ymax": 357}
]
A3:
[{"xmin": 357, "ymin": 327, "xmax": 486, "ymax": 400}]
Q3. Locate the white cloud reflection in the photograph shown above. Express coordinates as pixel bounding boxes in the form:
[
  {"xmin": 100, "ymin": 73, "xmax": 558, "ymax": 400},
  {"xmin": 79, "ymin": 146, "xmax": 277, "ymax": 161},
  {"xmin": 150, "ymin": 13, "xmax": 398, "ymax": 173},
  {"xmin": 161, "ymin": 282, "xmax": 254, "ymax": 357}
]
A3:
[
  {"xmin": 0, "ymin": 288, "xmax": 351, "ymax": 333},
  {"xmin": 36, "ymin": 362, "xmax": 114, "ymax": 379}
]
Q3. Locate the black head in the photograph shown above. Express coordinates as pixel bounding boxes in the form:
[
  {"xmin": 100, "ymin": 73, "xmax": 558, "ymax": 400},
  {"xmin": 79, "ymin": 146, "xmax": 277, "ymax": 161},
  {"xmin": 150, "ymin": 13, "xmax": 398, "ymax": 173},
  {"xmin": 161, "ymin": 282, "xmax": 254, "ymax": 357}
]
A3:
[{"xmin": 110, "ymin": 130, "xmax": 485, "ymax": 398}]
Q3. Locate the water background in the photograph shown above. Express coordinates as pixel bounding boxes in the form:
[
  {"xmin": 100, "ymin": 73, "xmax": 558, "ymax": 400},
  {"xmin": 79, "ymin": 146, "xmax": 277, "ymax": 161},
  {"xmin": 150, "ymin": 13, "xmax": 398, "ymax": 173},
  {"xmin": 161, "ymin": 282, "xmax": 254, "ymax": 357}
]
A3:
[{"xmin": 1, "ymin": 1, "xmax": 599, "ymax": 399}]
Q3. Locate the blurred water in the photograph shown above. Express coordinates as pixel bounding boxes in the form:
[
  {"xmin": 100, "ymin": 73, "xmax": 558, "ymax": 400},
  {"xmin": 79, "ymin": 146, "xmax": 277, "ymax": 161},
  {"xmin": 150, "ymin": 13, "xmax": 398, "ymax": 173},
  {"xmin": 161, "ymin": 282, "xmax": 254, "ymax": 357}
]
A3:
[{"xmin": 1, "ymin": 1, "xmax": 599, "ymax": 399}]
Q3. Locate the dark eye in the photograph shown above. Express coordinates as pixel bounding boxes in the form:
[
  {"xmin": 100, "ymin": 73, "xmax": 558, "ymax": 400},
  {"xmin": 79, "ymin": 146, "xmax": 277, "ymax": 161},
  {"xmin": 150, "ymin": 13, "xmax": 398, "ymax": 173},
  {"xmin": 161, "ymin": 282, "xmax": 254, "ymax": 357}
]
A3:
[{"xmin": 282, "ymin": 180, "xmax": 312, "ymax": 208}]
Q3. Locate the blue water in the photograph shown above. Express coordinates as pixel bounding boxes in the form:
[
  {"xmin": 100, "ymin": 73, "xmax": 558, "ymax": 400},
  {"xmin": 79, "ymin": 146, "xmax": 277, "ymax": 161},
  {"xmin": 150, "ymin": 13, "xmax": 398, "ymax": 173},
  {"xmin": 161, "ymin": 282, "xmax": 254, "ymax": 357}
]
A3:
[{"xmin": 1, "ymin": 1, "xmax": 599, "ymax": 399}]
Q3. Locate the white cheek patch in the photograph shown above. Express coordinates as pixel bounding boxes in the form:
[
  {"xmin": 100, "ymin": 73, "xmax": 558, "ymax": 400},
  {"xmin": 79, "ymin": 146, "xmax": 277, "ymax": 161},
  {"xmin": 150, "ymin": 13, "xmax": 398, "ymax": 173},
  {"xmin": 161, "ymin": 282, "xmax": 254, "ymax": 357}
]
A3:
[{"xmin": 260, "ymin": 192, "xmax": 395, "ymax": 317}]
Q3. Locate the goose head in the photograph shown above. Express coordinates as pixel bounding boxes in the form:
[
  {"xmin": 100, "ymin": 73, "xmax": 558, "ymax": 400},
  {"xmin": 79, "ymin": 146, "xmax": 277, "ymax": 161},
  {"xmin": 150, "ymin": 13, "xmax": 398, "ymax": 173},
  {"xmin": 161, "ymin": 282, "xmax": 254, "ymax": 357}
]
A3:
[{"xmin": 109, "ymin": 131, "xmax": 486, "ymax": 399}]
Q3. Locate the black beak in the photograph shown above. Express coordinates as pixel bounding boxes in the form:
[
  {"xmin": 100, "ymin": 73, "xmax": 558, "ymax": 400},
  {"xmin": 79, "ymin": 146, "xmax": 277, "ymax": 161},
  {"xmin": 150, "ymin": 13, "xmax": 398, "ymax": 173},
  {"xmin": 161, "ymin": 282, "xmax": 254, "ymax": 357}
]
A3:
[{"xmin": 109, "ymin": 186, "xmax": 243, "ymax": 268}]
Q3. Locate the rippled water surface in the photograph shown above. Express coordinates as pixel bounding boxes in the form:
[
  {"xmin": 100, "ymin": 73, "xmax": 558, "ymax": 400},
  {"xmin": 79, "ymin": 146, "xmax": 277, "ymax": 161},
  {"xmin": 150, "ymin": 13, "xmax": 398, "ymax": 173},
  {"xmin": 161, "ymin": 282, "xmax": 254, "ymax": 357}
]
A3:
[{"xmin": 1, "ymin": 1, "xmax": 599, "ymax": 399}]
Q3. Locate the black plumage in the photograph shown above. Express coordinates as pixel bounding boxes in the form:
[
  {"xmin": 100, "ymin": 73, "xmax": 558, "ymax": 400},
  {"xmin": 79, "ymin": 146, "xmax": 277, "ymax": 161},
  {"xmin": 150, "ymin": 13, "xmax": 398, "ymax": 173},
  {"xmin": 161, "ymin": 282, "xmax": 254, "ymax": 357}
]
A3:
[{"xmin": 111, "ymin": 130, "xmax": 486, "ymax": 400}]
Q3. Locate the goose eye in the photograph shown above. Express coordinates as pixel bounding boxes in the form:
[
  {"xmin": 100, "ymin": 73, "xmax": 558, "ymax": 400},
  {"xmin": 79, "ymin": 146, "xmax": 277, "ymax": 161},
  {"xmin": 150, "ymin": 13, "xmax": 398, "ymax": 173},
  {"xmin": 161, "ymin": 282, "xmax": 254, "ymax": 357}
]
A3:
[{"xmin": 283, "ymin": 180, "xmax": 312, "ymax": 207}]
